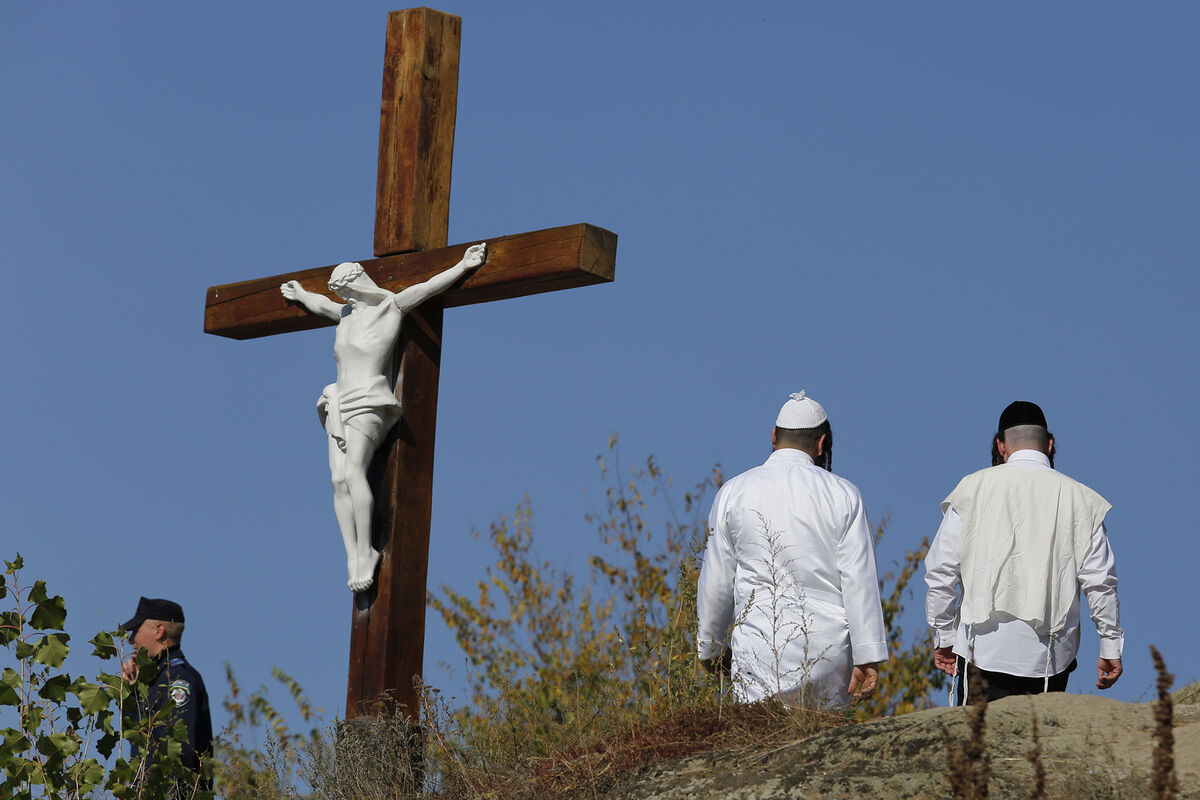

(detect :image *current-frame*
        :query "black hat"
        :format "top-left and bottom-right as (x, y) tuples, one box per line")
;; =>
(121, 596), (185, 635)
(997, 401), (1047, 432)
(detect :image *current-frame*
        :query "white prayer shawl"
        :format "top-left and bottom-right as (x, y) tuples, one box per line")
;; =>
(697, 449), (888, 706)
(943, 464), (1111, 638)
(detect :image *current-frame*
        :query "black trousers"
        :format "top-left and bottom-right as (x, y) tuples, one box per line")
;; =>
(954, 656), (1077, 705)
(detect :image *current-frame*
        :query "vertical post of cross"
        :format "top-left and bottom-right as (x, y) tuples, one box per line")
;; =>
(345, 7), (461, 719)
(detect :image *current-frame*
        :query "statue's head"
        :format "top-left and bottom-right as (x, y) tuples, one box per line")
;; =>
(328, 262), (390, 303)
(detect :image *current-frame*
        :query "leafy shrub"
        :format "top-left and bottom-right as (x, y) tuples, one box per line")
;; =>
(0, 555), (211, 799)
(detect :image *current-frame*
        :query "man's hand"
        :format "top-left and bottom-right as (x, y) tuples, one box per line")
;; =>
(847, 663), (879, 697)
(121, 656), (138, 683)
(1097, 657), (1123, 690)
(700, 649), (732, 678)
(934, 646), (958, 677)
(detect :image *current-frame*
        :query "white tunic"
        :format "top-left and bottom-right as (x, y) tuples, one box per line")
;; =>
(697, 449), (888, 705)
(925, 450), (1124, 677)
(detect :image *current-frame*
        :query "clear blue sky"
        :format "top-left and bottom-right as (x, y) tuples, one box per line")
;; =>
(3, 1), (1197, 734)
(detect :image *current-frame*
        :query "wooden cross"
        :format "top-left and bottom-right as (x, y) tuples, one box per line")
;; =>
(202, 8), (616, 719)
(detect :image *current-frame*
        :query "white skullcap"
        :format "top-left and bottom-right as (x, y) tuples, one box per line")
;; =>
(775, 391), (827, 429)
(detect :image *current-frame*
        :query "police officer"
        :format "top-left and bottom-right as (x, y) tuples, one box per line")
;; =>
(121, 597), (213, 779)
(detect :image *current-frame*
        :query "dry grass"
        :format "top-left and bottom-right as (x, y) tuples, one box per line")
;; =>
(212, 646), (1184, 800)
(247, 690), (850, 800)
(529, 699), (845, 798)
(296, 711), (425, 800)
(240, 649), (1183, 800)
(420, 695), (848, 800)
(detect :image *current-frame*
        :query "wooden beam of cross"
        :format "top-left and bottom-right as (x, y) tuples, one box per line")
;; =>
(202, 8), (616, 719)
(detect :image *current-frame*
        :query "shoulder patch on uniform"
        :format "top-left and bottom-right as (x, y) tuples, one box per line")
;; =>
(168, 679), (191, 707)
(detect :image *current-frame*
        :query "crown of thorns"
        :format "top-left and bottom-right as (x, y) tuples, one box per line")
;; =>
(328, 262), (365, 292)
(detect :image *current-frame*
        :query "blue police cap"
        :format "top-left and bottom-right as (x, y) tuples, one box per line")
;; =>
(121, 596), (185, 636)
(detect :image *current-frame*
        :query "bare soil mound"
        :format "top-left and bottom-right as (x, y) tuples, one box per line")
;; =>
(602, 688), (1200, 799)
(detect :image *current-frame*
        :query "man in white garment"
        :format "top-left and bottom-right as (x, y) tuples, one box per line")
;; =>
(697, 391), (887, 705)
(925, 401), (1124, 703)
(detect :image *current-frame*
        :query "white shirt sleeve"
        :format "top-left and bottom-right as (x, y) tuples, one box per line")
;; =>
(837, 488), (888, 665)
(696, 487), (737, 660)
(924, 507), (963, 649)
(1078, 522), (1123, 660)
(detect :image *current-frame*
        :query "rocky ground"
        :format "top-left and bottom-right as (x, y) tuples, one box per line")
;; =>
(601, 686), (1200, 799)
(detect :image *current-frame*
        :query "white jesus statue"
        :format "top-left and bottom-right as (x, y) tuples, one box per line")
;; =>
(281, 243), (487, 591)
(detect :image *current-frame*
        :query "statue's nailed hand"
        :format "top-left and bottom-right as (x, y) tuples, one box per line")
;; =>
(280, 280), (304, 301)
(462, 242), (487, 271)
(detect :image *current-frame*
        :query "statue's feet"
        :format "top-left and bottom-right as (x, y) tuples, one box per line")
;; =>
(348, 549), (381, 593)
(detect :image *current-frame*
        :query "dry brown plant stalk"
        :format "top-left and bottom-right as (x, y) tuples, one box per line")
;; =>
(964, 670), (990, 799)
(943, 724), (974, 800)
(1024, 708), (1045, 800)
(1150, 644), (1179, 800)
(944, 668), (990, 800)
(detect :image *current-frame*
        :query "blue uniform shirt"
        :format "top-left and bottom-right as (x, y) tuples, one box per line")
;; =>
(138, 646), (213, 771)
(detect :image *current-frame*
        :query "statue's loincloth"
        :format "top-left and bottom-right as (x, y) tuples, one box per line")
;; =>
(317, 376), (402, 453)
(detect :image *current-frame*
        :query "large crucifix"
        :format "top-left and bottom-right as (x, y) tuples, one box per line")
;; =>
(203, 8), (616, 719)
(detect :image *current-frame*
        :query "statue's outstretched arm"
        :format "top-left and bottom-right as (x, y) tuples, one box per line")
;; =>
(392, 243), (486, 312)
(281, 280), (344, 321)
